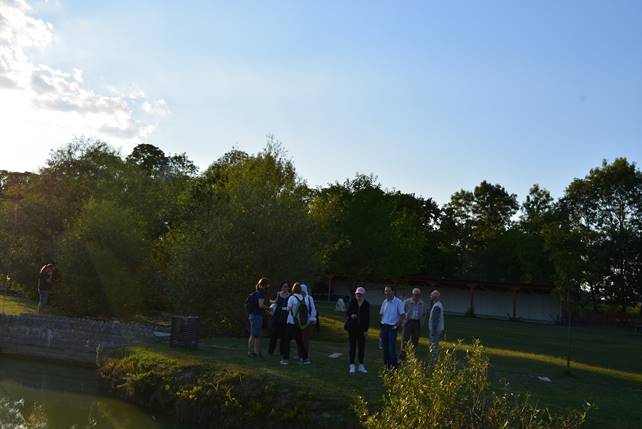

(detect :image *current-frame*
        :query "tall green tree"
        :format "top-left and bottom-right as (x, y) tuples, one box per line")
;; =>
(311, 174), (428, 281)
(161, 142), (318, 334)
(562, 158), (642, 314)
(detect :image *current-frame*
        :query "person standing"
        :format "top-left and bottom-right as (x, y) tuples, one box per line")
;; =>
(400, 288), (427, 360)
(300, 284), (317, 364)
(346, 286), (370, 374)
(428, 290), (445, 360)
(247, 277), (270, 358)
(268, 281), (290, 358)
(281, 282), (308, 365)
(379, 285), (405, 369)
(37, 264), (54, 315)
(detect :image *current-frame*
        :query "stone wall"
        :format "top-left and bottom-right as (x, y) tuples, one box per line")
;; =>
(0, 314), (169, 366)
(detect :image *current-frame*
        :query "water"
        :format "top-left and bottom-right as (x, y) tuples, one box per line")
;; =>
(0, 356), (193, 429)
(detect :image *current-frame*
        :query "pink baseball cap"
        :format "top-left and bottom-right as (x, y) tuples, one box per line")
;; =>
(355, 287), (366, 294)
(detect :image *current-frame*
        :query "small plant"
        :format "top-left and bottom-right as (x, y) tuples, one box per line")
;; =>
(357, 341), (590, 429)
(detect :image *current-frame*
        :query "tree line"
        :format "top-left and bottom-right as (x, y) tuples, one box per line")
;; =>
(1, 137), (640, 331)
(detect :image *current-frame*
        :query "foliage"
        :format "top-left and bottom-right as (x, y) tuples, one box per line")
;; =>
(357, 342), (590, 429)
(55, 198), (151, 316)
(99, 347), (357, 429)
(310, 174), (434, 280)
(160, 140), (318, 334)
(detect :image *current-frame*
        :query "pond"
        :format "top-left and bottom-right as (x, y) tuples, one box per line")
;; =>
(0, 355), (193, 429)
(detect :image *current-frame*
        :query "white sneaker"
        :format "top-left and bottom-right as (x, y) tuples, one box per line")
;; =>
(349, 364), (356, 374)
(280, 359), (289, 365)
(358, 364), (368, 374)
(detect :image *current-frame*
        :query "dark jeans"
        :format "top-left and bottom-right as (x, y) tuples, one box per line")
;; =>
(349, 331), (366, 364)
(400, 319), (421, 358)
(381, 324), (399, 369)
(284, 324), (307, 360)
(268, 320), (287, 356)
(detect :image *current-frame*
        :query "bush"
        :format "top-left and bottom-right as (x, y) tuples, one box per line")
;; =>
(55, 199), (151, 316)
(161, 145), (319, 335)
(357, 341), (590, 429)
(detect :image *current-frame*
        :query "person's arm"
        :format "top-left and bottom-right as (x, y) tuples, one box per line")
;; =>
(364, 302), (370, 331)
(309, 296), (317, 323)
(431, 306), (441, 336)
(395, 300), (406, 329)
(258, 293), (268, 310)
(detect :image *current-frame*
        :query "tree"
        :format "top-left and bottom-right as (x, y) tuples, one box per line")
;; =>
(56, 199), (150, 316)
(311, 174), (427, 281)
(161, 142), (318, 334)
(440, 181), (519, 281)
(562, 158), (642, 315)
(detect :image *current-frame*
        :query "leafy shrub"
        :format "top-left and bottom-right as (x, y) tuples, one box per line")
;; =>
(161, 144), (319, 335)
(56, 198), (151, 316)
(357, 341), (590, 429)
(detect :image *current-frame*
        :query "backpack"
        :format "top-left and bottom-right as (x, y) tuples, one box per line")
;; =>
(245, 292), (257, 314)
(293, 296), (309, 328)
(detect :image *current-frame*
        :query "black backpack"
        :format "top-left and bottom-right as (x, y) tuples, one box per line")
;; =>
(293, 296), (309, 328)
(244, 292), (257, 314)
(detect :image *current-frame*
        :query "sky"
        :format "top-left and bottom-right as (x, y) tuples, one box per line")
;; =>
(1, 0), (641, 204)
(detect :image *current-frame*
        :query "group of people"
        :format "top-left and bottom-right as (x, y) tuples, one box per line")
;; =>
(345, 285), (444, 372)
(246, 278), (317, 365)
(246, 277), (445, 373)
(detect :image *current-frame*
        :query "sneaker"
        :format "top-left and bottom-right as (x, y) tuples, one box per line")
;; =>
(349, 364), (356, 374)
(358, 364), (368, 374)
(279, 359), (289, 365)
(303, 359), (312, 365)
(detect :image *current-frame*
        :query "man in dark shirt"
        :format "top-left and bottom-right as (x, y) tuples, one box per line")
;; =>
(248, 277), (270, 358)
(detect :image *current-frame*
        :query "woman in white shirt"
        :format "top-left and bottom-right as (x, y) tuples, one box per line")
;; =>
(300, 284), (317, 364)
(281, 282), (309, 365)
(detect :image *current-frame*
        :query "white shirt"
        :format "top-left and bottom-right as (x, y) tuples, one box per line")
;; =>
(304, 294), (317, 322)
(429, 301), (445, 335)
(380, 296), (405, 326)
(287, 293), (304, 325)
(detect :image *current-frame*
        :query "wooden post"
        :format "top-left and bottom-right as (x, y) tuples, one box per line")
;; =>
(467, 284), (477, 316)
(327, 274), (334, 302)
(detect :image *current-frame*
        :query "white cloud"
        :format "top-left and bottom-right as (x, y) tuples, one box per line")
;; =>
(0, 0), (168, 171)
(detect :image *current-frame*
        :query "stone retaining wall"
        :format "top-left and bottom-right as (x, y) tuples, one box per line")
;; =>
(0, 314), (169, 366)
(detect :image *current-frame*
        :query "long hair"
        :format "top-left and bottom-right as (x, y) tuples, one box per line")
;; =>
(40, 264), (54, 274)
(291, 282), (302, 294)
(256, 277), (270, 290)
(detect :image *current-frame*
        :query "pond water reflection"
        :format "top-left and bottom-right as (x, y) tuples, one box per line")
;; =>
(0, 356), (193, 429)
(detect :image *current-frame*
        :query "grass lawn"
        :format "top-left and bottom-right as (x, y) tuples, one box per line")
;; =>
(5, 293), (640, 427)
(139, 301), (642, 429)
(0, 294), (37, 315)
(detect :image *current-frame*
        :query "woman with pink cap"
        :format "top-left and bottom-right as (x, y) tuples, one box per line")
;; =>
(345, 286), (370, 373)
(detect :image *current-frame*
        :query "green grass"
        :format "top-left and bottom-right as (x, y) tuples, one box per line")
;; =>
(0, 294), (37, 315)
(133, 302), (642, 429)
(7, 292), (637, 427)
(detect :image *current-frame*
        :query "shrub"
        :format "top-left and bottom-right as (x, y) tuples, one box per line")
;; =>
(56, 199), (151, 316)
(357, 341), (590, 429)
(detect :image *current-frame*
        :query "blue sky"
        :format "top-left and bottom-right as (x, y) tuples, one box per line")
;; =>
(2, 0), (641, 204)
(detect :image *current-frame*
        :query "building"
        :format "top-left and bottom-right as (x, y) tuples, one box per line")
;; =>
(324, 275), (560, 323)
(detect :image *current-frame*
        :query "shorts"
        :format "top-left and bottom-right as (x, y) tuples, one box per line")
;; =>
(249, 314), (263, 337)
(38, 289), (49, 305)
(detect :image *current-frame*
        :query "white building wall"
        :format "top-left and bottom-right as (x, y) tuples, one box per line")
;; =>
(440, 288), (470, 314)
(329, 280), (560, 323)
(474, 290), (515, 319)
(516, 291), (560, 322)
